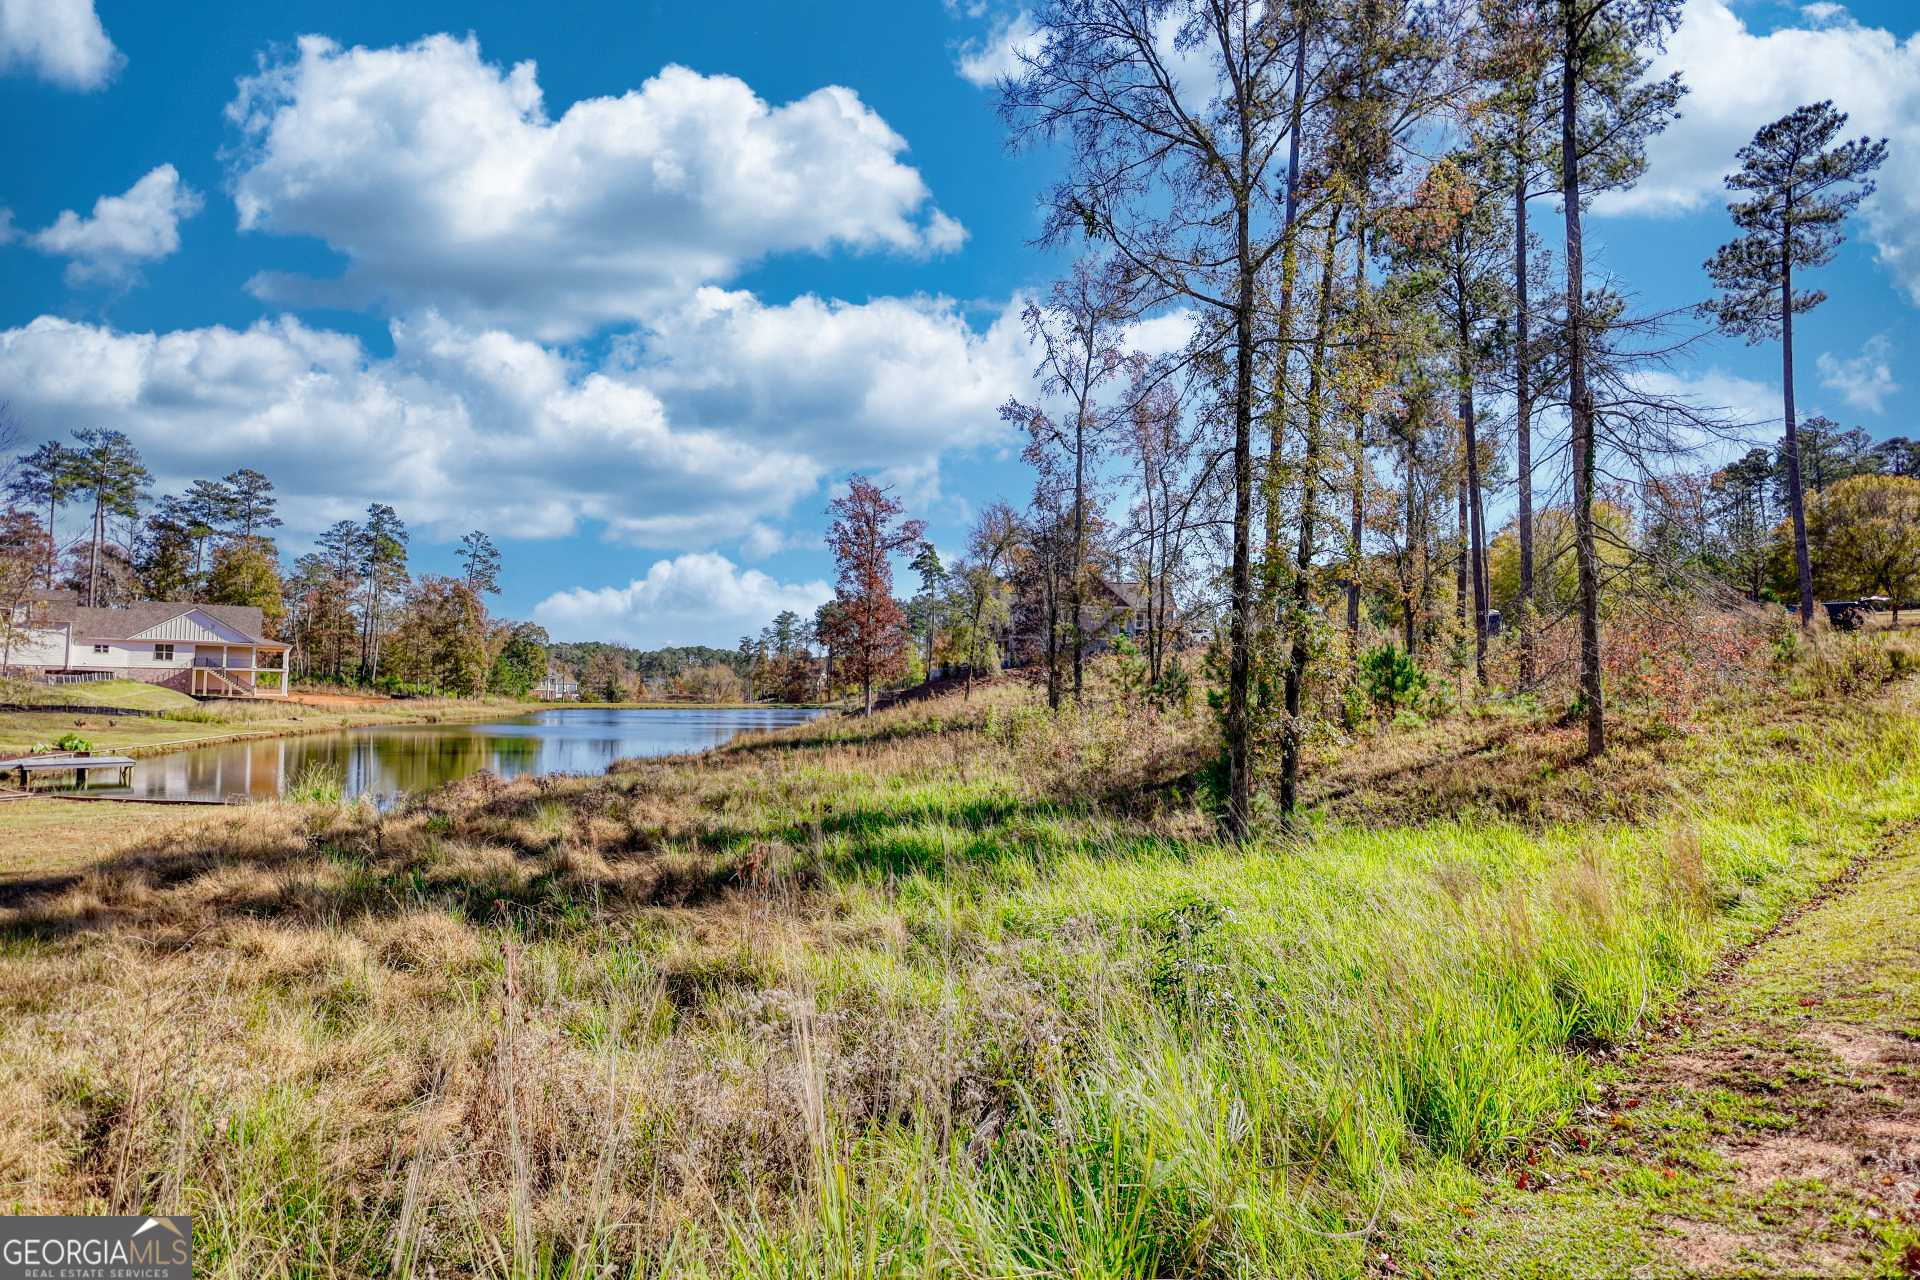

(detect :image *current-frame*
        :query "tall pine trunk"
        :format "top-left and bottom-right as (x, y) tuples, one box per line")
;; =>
(1262, 26), (1309, 616)
(1224, 177), (1257, 841)
(1071, 400), (1086, 701)
(1346, 226), (1367, 651)
(1780, 230), (1814, 626)
(1142, 457), (1163, 685)
(1281, 213), (1341, 817)
(1455, 472), (1468, 625)
(1456, 249), (1488, 682)
(87, 501), (103, 608)
(1562, 5), (1604, 756)
(1403, 429), (1419, 656)
(1514, 157), (1536, 687)
(1461, 375), (1487, 681)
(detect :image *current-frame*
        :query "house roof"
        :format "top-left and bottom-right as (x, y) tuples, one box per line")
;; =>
(1096, 578), (1173, 611)
(39, 596), (271, 643)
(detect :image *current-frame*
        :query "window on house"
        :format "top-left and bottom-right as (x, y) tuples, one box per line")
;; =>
(153, 644), (174, 661)
(93, 644), (110, 654)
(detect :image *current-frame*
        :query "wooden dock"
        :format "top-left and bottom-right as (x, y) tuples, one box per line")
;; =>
(0, 752), (139, 791)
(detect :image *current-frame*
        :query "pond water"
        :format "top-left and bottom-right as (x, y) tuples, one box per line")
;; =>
(61, 707), (828, 804)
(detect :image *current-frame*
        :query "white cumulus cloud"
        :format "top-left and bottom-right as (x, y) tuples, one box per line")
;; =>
(0, 0), (120, 90)
(1816, 334), (1899, 414)
(0, 290), (1032, 550)
(1601, 0), (1920, 303)
(630, 288), (1029, 464)
(0, 313), (818, 546)
(533, 553), (831, 647)
(30, 164), (202, 284)
(955, 10), (1041, 87)
(1634, 365), (1782, 440)
(224, 34), (966, 339)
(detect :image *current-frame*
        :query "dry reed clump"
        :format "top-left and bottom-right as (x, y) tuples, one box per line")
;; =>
(988, 693), (1211, 814)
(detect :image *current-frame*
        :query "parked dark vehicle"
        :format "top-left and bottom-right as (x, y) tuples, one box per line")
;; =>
(1823, 600), (1867, 631)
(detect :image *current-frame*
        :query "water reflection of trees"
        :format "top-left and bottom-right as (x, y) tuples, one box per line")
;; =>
(104, 709), (828, 802)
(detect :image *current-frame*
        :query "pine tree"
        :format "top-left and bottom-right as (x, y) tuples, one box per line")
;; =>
(221, 468), (282, 540)
(1702, 101), (1887, 627)
(66, 429), (151, 608)
(456, 530), (502, 596)
(5, 441), (76, 588)
(1003, 0), (1320, 837)
(908, 542), (945, 684)
(358, 504), (409, 684)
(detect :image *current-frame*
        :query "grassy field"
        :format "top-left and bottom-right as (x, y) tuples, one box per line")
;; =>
(1, 678), (205, 713)
(1394, 807), (1920, 1277)
(0, 641), (1915, 1277)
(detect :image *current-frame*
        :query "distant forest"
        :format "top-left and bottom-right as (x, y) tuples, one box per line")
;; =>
(546, 640), (746, 680)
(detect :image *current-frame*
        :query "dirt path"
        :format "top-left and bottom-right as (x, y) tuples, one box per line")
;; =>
(1400, 824), (1920, 1278)
(1637, 825), (1920, 1276)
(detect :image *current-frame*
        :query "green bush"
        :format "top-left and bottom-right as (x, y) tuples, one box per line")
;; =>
(1358, 642), (1428, 716)
(31, 732), (95, 754)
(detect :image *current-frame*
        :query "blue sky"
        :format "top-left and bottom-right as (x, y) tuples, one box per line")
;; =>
(1, 0), (1915, 645)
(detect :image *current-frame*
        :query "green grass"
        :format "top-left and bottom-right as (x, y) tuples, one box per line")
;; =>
(680, 703), (1917, 1277)
(286, 762), (347, 806)
(0, 678), (202, 713)
(0, 799), (221, 880)
(0, 675), (1915, 1277)
(1387, 820), (1920, 1278)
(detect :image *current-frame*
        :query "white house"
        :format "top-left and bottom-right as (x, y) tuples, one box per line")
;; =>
(3, 591), (289, 699)
(535, 666), (579, 700)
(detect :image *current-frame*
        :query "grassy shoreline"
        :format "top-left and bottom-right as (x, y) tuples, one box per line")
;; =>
(0, 664), (1913, 1276)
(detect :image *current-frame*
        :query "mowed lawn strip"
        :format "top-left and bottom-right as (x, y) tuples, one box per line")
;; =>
(0, 695), (540, 759)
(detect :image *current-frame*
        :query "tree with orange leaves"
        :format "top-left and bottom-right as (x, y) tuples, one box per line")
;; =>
(823, 474), (926, 716)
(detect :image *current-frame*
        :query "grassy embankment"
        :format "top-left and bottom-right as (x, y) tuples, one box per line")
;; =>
(0, 678), (538, 759)
(0, 633), (1916, 1276)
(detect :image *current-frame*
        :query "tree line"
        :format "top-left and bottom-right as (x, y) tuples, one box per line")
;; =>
(0, 425), (547, 698)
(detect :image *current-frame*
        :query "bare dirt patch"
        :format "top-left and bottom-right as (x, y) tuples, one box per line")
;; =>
(1809, 1023), (1916, 1071)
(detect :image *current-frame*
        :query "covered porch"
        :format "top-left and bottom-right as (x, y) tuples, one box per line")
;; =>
(190, 643), (291, 699)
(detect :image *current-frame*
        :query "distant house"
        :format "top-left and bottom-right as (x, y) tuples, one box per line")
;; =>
(535, 667), (579, 700)
(3, 591), (289, 698)
(1004, 575), (1180, 669)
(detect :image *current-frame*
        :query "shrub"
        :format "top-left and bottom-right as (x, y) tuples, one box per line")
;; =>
(1359, 642), (1427, 717)
(1792, 631), (1901, 699)
(286, 762), (346, 805)
(31, 732), (95, 754)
